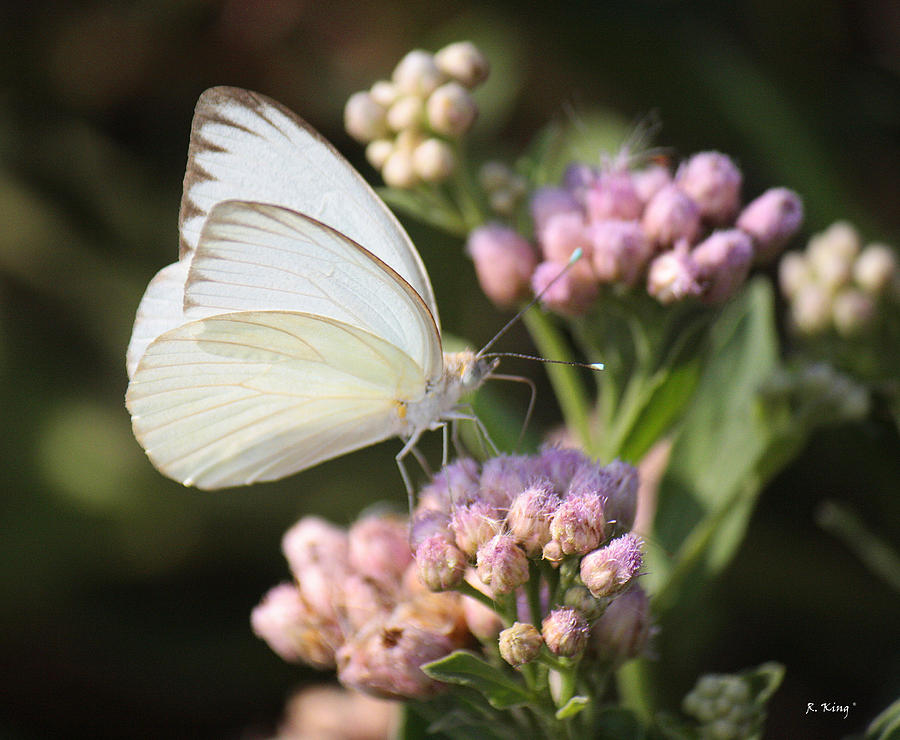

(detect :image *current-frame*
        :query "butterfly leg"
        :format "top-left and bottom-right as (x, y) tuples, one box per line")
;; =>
(396, 429), (427, 511)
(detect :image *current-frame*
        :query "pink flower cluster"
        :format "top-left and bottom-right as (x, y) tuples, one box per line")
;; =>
(252, 449), (651, 698)
(468, 151), (804, 313)
(251, 515), (470, 699)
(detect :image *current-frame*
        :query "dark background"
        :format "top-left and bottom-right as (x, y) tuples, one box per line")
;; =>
(1, 1), (898, 738)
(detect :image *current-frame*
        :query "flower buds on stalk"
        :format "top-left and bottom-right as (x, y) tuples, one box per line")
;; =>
(542, 607), (590, 657)
(499, 622), (544, 666)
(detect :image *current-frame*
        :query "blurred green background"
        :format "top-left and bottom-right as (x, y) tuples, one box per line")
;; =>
(1, 1), (898, 738)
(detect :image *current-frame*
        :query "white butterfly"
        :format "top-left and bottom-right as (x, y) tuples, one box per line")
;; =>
(125, 87), (494, 492)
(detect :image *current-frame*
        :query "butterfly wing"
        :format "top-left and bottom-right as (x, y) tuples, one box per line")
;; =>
(127, 311), (428, 489)
(179, 86), (439, 326)
(183, 200), (442, 381)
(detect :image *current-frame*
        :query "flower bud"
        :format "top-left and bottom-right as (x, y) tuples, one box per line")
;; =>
(427, 81), (478, 137)
(632, 163), (672, 205)
(530, 187), (583, 236)
(854, 243), (896, 296)
(251, 583), (340, 667)
(349, 515), (412, 583)
(369, 79), (398, 107)
(542, 539), (564, 565)
(451, 500), (502, 558)
(737, 188), (804, 262)
(506, 482), (561, 556)
(409, 508), (451, 552)
(282, 516), (349, 576)
(418, 457), (481, 512)
(532, 259), (598, 316)
(542, 607), (590, 657)
(476, 534), (530, 595)
(691, 229), (755, 304)
(381, 148), (418, 188)
(466, 223), (537, 307)
(341, 573), (397, 631)
(488, 188), (518, 216)
(647, 243), (701, 304)
(562, 162), (598, 199)
(790, 283), (832, 334)
(602, 459), (639, 534)
(539, 212), (591, 262)
(480, 160), (514, 191)
(588, 219), (653, 286)
(343, 91), (388, 143)
(585, 171), (643, 221)
(675, 151), (742, 225)
(365, 138), (394, 170)
(580, 533), (644, 598)
(435, 41), (490, 88)
(642, 184), (702, 247)
(549, 492), (605, 556)
(832, 289), (875, 337)
(386, 95), (425, 132)
(534, 446), (593, 495)
(392, 49), (445, 97)
(499, 622), (544, 666)
(416, 534), (467, 591)
(590, 585), (651, 666)
(778, 251), (811, 300)
(412, 138), (455, 182)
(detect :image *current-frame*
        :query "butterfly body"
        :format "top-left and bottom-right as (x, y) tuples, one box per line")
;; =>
(125, 88), (491, 490)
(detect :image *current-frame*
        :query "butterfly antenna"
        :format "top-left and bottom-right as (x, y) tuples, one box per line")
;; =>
(477, 248), (586, 359)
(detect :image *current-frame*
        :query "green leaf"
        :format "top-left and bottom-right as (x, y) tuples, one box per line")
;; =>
(421, 650), (533, 710)
(648, 279), (781, 611)
(556, 695), (591, 720)
(866, 698), (900, 740)
(741, 662), (785, 706)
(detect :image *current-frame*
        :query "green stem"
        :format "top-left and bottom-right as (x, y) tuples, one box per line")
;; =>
(615, 658), (655, 723)
(522, 309), (593, 448)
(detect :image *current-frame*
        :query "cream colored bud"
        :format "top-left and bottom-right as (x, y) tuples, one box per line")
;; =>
(387, 95), (425, 133)
(778, 251), (811, 300)
(489, 189), (517, 216)
(370, 79), (398, 107)
(392, 49), (445, 96)
(854, 243), (897, 296)
(832, 289), (875, 337)
(427, 82), (478, 137)
(791, 283), (832, 334)
(366, 139), (394, 170)
(479, 161), (513, 192)
(382, 148), (418, 188)
(435, 41), (490, 88)
(343, 91), (388, 143)
(412, 138), (455, 182)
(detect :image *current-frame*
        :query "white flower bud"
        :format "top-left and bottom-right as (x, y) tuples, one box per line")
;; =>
(832, 289), (875, 337)
(381, 148), (418, 188)
(392, 49), (445, 97)
(412, 138), (455, 182)
(854, 243), (896, 297)
(791, 283), (832, 334)
(343, 91), (388, 143)
(369, 79), (399, 107)
(387, 95), (425, 132)
(435, 41), (490, 88)
(365, 139), (394, 170)
(426, 81), (478, 137)
(778, 251), (811, 300)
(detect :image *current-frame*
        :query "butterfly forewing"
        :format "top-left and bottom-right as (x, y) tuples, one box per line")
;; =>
(180, 86), (439, 325)
(127, 311), (428, 489)
(184, 201), (442, 382)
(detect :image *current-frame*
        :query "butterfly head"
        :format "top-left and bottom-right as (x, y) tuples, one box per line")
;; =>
(444, 349), (498, 395)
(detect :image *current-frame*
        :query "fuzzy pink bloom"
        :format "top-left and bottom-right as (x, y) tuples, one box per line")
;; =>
(467, 224), (537, 307)
(549, 492), (606, 555)
(642, 184), (702, 248)
(601, 460), (639, 534)
(580, 533), (644, 598)
(632, 163), (672, 205)
(451, 500), (501, 558)
(416, 534), (467, 591)
(506, 483), (561, 556)
(531, 259), (598, 316)
(676, 151), (743, 225)
(691, 229), (755, 304)
(349, 515), (412, 583)
(647, 243), (702, 304)
(341, 573), (398, 631)
(476, 534), (530, 595)
(585, 171), (643, 221)
(282, 516), (350, 578)
(542, 607), (590, 657)
(539, 211), (591, 262)
(588, 219), (653, 286)
(737, 187), (804, 263)
(418, 457), (481, 512)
